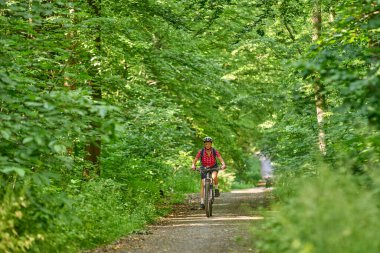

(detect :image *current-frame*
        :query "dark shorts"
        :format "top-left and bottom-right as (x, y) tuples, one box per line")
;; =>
(200, 165), (218, 180)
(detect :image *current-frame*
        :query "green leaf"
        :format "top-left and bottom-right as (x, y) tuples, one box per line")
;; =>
(99, 106), (107, 118)
(48, 141), (66, 153)
(53, 144), (66, 153)
(1, 129), (12, 140)
(23, 136), (34, 144)
(1, 167), (26, 177)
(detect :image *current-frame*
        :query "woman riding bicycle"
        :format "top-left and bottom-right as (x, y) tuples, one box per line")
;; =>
(191, 137), (226, 209)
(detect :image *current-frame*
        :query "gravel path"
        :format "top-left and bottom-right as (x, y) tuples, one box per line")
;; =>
(89, 187), (272, 253)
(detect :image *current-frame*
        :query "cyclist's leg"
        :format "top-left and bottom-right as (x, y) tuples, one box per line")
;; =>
(212, 171), (218, 184)
(200, 179), (204, 199)
(212, 171), (220, 197)
(200, 171), (207, 208)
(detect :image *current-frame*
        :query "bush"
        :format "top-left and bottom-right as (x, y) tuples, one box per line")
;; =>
(254, 167), (380, 253)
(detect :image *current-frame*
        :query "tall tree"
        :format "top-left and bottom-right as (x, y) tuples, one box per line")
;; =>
(312, 0), (326, 155)
(84, 0), (102, 176)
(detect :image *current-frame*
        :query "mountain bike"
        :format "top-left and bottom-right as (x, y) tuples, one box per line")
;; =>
(196, 166), (220, 217)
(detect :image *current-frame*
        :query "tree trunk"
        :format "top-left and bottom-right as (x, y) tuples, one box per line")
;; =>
(312, 0), (326, 155)
(329, 6), (336, 23)
(84, 0), (102, 177)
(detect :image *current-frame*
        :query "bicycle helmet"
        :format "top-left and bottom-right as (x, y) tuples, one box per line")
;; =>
(203, 136), (213, 143)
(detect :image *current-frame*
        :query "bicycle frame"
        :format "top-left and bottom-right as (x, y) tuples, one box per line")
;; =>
(197, 167), (219, 217)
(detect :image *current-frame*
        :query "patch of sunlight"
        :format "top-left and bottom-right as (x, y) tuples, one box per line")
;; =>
(157, 223), (226, 228)
(212, 203), (230, 206)
(168, 216), (263, 223)
(258, 120), (275, 129)
(230, 188), (272, 194)
(222, 74), (237, 81)
(156, 216), (264, 228)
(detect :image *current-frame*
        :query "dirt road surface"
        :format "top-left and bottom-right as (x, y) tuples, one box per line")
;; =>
(89, 187), (272, 253)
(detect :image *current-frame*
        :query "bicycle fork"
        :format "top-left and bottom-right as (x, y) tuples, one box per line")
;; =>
(203, 175), (214, 202)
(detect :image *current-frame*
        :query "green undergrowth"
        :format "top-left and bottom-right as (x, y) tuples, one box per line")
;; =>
(253, 165), (380, 253)
(231, 181), (256, 190)
(231, 156), (262, 190)
(0, 166), (199, 253)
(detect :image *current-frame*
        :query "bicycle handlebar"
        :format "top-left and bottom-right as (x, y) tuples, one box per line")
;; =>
(195, 167), (222, 172)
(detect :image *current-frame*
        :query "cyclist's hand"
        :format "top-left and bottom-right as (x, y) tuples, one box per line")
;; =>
(191, 164), (196, 170)
(221, 164), (226, 170)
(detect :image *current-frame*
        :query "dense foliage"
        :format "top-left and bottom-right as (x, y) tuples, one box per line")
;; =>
(1, 0), (379, 252)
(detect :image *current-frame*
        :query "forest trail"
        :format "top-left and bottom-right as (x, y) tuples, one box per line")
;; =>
(89, 188), (272, 253)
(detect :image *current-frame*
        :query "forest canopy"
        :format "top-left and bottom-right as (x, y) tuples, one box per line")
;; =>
(1, 0), (379, 252)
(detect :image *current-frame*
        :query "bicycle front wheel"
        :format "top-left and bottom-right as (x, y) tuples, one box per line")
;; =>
(205, 181), (211, 217)
(209, 185), (213, 216)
